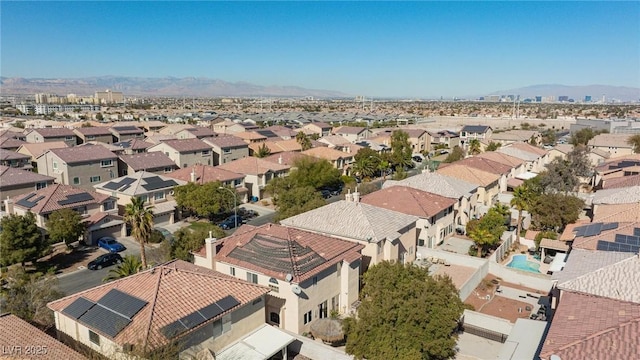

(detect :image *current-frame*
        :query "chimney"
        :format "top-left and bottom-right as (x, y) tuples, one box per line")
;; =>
(204, 231), (217, 270)
(4, 198), (14, 214)
(278, 155), (283, 164)
(190, 167), (196, 183)
(353, 186), (360, 203)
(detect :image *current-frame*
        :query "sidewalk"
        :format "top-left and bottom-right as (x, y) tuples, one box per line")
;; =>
(240, 201), (276, 216)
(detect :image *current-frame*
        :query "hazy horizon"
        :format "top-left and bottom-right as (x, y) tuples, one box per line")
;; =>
(2, 2), (639, 98)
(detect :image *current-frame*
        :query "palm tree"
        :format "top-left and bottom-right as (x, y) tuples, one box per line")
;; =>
(124, 197), (154, 269)
(255, 143), (271, 158)
(103, 255), (142, 282)
(511, 185), (531, 247)
(352, 156), (377, 179)
(378, 160), (390, 180)
(627, 134), (640, 153)
(296, 132), (312, 151)
(468, 139), (481, 155)
(469, 228), (494, 257)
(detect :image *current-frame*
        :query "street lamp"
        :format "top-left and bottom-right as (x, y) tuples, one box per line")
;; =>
(219, 186), (237, 229)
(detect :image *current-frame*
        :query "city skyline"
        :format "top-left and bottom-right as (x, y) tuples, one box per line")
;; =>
(2, 1), (639, 98)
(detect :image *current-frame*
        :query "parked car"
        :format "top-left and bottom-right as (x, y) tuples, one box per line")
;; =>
(219, 215), (244, 230)
(238, 208), (258, 219)
(412, 155), (423, 162)
(154, 227), (174, 242)
(97, 237), (126, 253)
(320, 189), (332, 199)
(88, 253), (123, 270)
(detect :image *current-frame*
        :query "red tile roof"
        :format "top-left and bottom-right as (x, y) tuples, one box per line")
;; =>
(119, 152), (176, 171)
(11, 184), (111, 214)
(45, 145), (117, 163)
(166, 164), (244, 184)
(451, 156), (513, 175)
(218, 156), (290, 175)
(539, 291), (640, 360)
(0, 149), (30, 161)
(156, 138), (211, 152)
(361, 186), (456, 218)
(47, 260), (270, 350)
(0, 313), (86, 360)
(263, 151), (312, 166)
(73, 126), (113, 136)
(571, 221), (640, 250)
(602, 174), (640, 189)
(202, 135), (248, 148)
(211, 223), (364, 283)
(0, 165), (55, 188)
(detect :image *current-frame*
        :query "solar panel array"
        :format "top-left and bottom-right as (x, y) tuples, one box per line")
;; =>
(16, 193), (45, 209)
(634, 228), (640, 237)
(58, 193), (94, 206)
(141, 176), (178, 191)
(596, 240), (640, 253)
(614, 234), (640, 246)
(601, 222), (619, 231)
(102, 177), (136, 191)
(61, 289), (148, 338)
(574, 222), (619, 238)
(160, 295), (240, 339)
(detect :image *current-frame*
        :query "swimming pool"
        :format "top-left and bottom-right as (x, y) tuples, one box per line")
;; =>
(507, 254), (541, 273)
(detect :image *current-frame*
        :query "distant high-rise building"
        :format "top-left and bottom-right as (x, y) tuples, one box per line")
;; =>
(94, 90), (124, 104)
(535, 96), (542, 103)
(584, 95), (592, 102)
(558, 96), (569, 102)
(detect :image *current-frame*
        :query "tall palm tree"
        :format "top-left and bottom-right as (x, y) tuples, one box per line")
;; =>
(469, 228), (494, 257)
(255, 143), (271, 158)
(352, 156), (377, 179)
(468, 139), (482, 155)
(124, 197), (154, 269)
(510, 185), (531, 247)
(103, 255), (142, 282)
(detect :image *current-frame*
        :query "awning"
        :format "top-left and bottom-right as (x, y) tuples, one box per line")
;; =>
(548, 253), (568, 273)
(539, 238), (570, 252)
(507, 178), (524, 188)
(215, 324), (295, 360)
(152, 200), (177, 215)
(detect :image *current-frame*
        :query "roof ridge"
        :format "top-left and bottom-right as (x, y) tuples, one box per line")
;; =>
(548, 316), (640, 355)
(286, 228), (302, 278)
(141, 265), (164, 352)
(558, 285), (640, 305)
(37, 183), (62, 214)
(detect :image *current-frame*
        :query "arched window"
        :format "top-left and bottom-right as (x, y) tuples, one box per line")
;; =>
(269, 277), (278, 284)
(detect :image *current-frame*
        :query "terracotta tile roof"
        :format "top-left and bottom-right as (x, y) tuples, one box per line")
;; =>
(572, 221), (640, 251)
(155, 138), (211, 152)
(475, 151), (525, 167)
(47, 260), (270, 350)
(202, 135), (248, 148)
(0, 313), (86, 360)
(602, 174), (640, 189)
(166, 164), (244, 184)
(45, 145), (117, 163)
(119, 152), (177, 171)
(217, 157), (290, 175)
(588, 133), (635, 148)
(496, 145), (541, 161)
(73, 126), (113, 136)
(592, 186), (640, 205)
(552, 144), (574, 154)
(306, 122), (332, 130)
(233, 132), (267, 141)
(280, 200), (418, 243)
(593, 203), (640, 223)
(383, 171), (478, 199)
(94, 171), (186, 196)
(145, 134), (177, 144)
(361, 186), (456, 218)
(302, 147), (353, 161)
(595, 154), (640, 174)
(0, 136), (27, 149)
(114, 138), (153, 150)
(28, 128), (75, 137)
(403, 128), (427, 138)
(17, 141), (69, 159)
(0, 149), (30, 161)
(11, 184), (111, 214)
(0, 165), (54, 188)
(436, 163), (500, 186)
(451, 157), (513, 175)
(332, 126), (366, 135)
(184, 127), (216, 138)
(248, 139), (302, 154)
(558, 219), (590, 241)
(212, 223), (363, 283)
(539, 291), (640, 360)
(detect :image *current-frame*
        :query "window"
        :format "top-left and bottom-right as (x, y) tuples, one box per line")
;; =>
(246, 272), (258, 284)
(223, 148), (231, 153)
(154, 192), (165, 200)
(89, 330), (100, 345)
(139, 195), (148, 203)
(103, 201), (115, 211)
(312, 276), (318, 286)
(164, 167), (172, 173)
(35, 182), (48, 190)
(65, 136), (74, 141)
(90, 175), (101, 183)
(303, 311), (312, 324)
(52, 161), (58, 170)
(202, 150), (210, 156)
(318, 300), (328, 319)
(86, 135), (96, 140)
(73, 177), (80, 185)
(100, 160), (113, 167)
(230, 267), (235, 276)
(270, 312), (280, 325)
(331, 295), (340, 311)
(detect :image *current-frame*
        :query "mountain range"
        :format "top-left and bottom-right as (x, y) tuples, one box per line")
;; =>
(1, 76), (639, 101)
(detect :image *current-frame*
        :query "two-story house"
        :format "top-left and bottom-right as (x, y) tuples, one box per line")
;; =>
(94, 171), (186, 225)
(73, 127), (114, 144)
(113, 138), (153, 155)
(452, 157), (514, 193)
(588, 133), (635, 157)
(117, 152), (178, 177)
(36, 145), (118, 191)
(202, 135), (249, 165)
(5, 183), (121, 243)
(165, 164), (248, 203)
(147, 138), (214, 168)
(404, 128), (431, 154)
(437, 163), (501, 207)
(459, 125), (492, 149)
(25, 128), (77, 147)
(302, 122), (332, 137)
(17, 141), (69, 170)
(489, 129), (541, 146)
(193, 223), (363, 334)
(496, 142), (549, 173)
(280, 196), (418, 270)
(248, 139), (302, 156)
(46, 260), (294, 360)
(301, 147), (354, 175)
(0, 165), (55, 208)
(175, 126), (217, 139)
(361, 186), (457, 249)
(332, 126), (371, 143)
(0, 149), (32, 170)
(383, 171), (480, 228)
(428, 130), (461, 150)
(108, 125), (144, 143)
(218, 157), (290, 200)
(0, 133), (27, 151)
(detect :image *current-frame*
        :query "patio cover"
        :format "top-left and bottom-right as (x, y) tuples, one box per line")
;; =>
(539, 238), (570, 252)
(548, 252), (568, 273)
(215, 324), (295, 360)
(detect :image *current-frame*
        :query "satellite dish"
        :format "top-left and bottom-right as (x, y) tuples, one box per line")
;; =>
(285, 273), (293, 282)
(292, 285), (302, 295)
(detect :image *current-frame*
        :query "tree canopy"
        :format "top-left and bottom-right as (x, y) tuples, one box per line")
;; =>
(295, 131), (312, 151)
(255, 143), (271, 158)
(627, 134), (640, 153)
(538, 146), (592, 193)
(344, 261), (464, 360)
(103, 255), (140, 282)
(352, 148), (382, 179)
(465, 205), (507, 257)
(174, 181), (235, 219)
(46, 209), (85, 247)
(485, 141), (501, 152)
(443, 146), (464, 163)
(468, 139), (482, 155)
(531, 193), (584, 231)
(0, 212), (46, 267)
(390, 130), (413, 169)
(171, 224), (226, 261)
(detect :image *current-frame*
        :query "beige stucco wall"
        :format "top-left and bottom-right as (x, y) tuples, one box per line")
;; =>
(210, 145), (249, 166)
(148, 143), (215, 168)
(37, 152), (117, 191)
(54, 312), (124, 359)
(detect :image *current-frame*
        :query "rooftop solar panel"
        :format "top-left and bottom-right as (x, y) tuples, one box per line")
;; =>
(62, 297), (95, 320)
(634, 228), (640, 237)
(216, 295), (240, 312)
(16, 194), (45, 209)
(601, 222), (619, 231)
(78, 305), (131, 338)
(614, 234), (640, 246)
(141, 179), (178, 191)
(58, 193), (94, 206)
(199, 303), (224, 321)
(97, 289), (148, 319)
(161, 320), (188, 338)
(102, 177), (136, 191)
(144, 176), (162, 184)
(596, 240), (640, 253)
(574, 225), (587, 237)
(179, 311), (207, 330)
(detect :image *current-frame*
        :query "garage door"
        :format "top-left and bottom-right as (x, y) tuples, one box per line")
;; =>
(90, 224), (122, 245)
(153, 213), (172, 226)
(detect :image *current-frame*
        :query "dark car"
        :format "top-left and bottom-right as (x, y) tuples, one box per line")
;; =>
(320, 189), (331, 199)
(219, 215), (244, 230)
(412, 156), (423, 162)
(155, 227), (174, 242)
(97, 237), (126, 253)
(88, 253), (123, 270)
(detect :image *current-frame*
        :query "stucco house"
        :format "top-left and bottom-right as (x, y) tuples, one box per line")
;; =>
(202, 135), (249, 166)
(332, 126), (371, 142)
(36, 145), (118, 191)
(193, 223), (363, 334)
(25, 128), (77, 147)
(118, 152), (178, 177)
(0, 165), (55, 207)
(217, 157), (290, 200)
(73, 127), (114, 145)
(165, 164), (249, 203)
(302, 122), (332, 137)
(437, 163), (501, 206)
(147, 139), (215, 168)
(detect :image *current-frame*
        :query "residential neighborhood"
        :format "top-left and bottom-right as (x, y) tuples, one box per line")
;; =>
(1, 102), (640, 360)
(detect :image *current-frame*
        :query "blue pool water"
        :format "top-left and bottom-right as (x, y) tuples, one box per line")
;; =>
(507, 254), (541, 273)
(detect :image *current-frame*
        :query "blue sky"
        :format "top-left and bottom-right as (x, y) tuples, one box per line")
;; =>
(2, 1), (639, 97)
